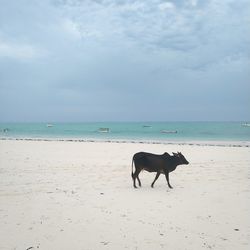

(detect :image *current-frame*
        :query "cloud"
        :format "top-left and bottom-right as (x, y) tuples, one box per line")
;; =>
(188, 0), (198, 7)
(61, 19), (82, 39)
(0, 40), (47, 60)
(158, 1), (175, 11)
(0, 0), (249, 121)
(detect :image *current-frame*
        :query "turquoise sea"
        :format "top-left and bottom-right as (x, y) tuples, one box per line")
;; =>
(0, 122), (250, 142)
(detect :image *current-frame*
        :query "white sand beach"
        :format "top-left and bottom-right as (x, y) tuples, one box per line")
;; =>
(0, 139), (249, 250)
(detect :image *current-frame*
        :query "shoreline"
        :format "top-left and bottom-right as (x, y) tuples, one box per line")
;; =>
(1, 137), (250, 147)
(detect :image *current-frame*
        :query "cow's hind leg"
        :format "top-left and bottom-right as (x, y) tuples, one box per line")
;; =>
(131, 172), (137, 188)
(132, 168), (142, 188)
(137, 175), (141, 187)
(151, 172), (160, 188)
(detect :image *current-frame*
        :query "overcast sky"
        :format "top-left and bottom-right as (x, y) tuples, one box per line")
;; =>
(0, 0), (249, 122)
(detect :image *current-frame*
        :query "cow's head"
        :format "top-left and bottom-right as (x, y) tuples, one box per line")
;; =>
(173, 152), (189, 165)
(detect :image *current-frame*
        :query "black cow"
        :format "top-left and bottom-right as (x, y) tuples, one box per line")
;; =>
(131, 151), (189, 189)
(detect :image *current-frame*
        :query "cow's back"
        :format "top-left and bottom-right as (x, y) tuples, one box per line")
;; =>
(133, 152), (165, 172)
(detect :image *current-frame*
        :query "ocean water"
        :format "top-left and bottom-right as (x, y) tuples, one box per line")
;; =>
(0, 122), (250, 142)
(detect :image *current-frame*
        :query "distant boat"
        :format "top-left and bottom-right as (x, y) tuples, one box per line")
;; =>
(143, 125), (152, 128)
(242, 123), (250, 127)
(3, 128), (9, 133)
(98, 128), (110, 133)
(160, 130), (177, 134)
(46, 124), (53, 128)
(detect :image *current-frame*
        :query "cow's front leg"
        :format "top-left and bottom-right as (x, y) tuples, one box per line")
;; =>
(164, 170), (173, 189)
(151, 172), (160, 188)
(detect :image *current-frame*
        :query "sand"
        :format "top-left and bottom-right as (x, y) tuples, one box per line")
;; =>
(0, 139), (249, 250)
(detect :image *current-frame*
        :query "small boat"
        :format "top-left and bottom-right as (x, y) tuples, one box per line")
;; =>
(160, 130), (177, 134)
(242, 123), (250, 127)
(98, 128), (110, 133)
(46, 124), (53, 128)
(143, 125), (152, 128)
